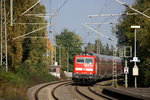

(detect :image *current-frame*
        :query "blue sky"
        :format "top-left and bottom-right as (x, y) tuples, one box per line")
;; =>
(41, 0), (134, 46)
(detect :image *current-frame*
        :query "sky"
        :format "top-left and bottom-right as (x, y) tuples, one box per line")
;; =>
(41, 0), (134, 46)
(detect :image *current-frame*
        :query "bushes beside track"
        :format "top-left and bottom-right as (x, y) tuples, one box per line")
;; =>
(0, 67), (60, 100)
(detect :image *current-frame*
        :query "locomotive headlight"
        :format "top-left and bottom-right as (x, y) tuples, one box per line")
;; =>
(89, 75), (93, 79)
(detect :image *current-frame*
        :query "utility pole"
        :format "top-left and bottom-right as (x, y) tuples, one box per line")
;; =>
(1, 0), (8, 71)
(10, 0), (13, 26)
(67, 49), (69, 72)
(50, 13), (57, 65)
(48, 0), (58, 66)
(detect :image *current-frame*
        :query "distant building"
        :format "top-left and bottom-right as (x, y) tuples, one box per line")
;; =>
(49, 65), (61, 78)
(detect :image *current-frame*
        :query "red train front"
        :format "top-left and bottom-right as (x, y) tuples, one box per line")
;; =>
(72, 55), (97, 84)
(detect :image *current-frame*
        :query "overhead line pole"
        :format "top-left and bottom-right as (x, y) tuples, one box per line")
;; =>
(10, 0), (13, 26)
(1, 0), (8, 71)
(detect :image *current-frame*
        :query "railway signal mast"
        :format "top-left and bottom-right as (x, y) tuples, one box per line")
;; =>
(119, 46), (132, 88)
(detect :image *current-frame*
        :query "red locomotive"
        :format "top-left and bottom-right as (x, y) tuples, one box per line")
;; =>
(72, 53), (123, 84)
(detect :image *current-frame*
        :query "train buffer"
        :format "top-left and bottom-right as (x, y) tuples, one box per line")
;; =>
(102, 87), (150, 100)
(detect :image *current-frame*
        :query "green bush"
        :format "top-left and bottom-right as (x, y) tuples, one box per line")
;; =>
(0, 71), (26, 86)
(0, 65), (59, 100)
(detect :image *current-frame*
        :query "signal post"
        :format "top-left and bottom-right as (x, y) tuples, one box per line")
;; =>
(130, 26), (140, 88)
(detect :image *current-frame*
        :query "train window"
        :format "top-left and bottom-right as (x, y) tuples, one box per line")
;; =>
(77, 58), (84, 63)
(76, 57), (93, 64)
(85, 58), (93, 64)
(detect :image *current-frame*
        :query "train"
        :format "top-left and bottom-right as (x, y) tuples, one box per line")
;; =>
(72, 53), (123, 84)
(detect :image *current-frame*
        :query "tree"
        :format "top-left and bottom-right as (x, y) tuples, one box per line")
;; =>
(85, 42), (95, 54)
(1, 0), (48, 72)
(94, 39), (102, 54)
(56, 29), (82, 71)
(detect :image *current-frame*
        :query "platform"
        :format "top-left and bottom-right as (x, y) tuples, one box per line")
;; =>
(102, 87), (150, 100)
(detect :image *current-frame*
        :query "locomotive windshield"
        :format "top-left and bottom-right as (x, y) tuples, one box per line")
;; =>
(76, 57), (93, 64)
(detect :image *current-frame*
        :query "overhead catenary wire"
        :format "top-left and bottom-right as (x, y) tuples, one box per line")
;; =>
(82, 24), (113, 41)
(114, 0), (150, 19)
(12, 0), (42, 23)
(55, 0), (69, 14)
(20, 0), (41, 16)
(13, 24), (50, 40)
(14, 23), (48, 25)
(88, 13), (139, 17)
(25, 14), (58, 18)
(85, 0), (115, 41)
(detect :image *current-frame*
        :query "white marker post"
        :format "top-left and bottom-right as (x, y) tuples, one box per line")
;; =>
(130, 26), (140, 88)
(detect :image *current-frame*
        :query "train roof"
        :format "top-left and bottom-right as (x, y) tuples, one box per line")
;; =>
(75, 53), (122, 61)
(75, 55), (95, 58)
(93, 53), (121, 61)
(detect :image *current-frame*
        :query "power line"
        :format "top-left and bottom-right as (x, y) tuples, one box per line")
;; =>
(55, 0), (69, 14)
(14, 23), (48, 25)
(13, 24), (50, 40)
(82, 24), (113, 41)
(12, 0), (42, 24)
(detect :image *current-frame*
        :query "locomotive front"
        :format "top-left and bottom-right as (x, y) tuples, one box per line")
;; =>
(72, 55), (97, 84)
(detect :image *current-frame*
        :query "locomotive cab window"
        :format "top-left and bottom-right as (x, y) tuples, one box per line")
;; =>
(76, 57), (93, 64)
(85, 58), (93, 64)
(77, 58), (84, 63)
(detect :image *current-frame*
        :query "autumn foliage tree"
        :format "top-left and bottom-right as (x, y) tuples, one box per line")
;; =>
(1, 0), (49, 72)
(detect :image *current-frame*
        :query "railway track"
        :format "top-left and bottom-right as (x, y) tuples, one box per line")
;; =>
(75, 85), (112, 100)
(88, 86), (117, 100)
(34, 80), (71, 100)
(28, 79), (117, 100)
(51, 81), (73, 100)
